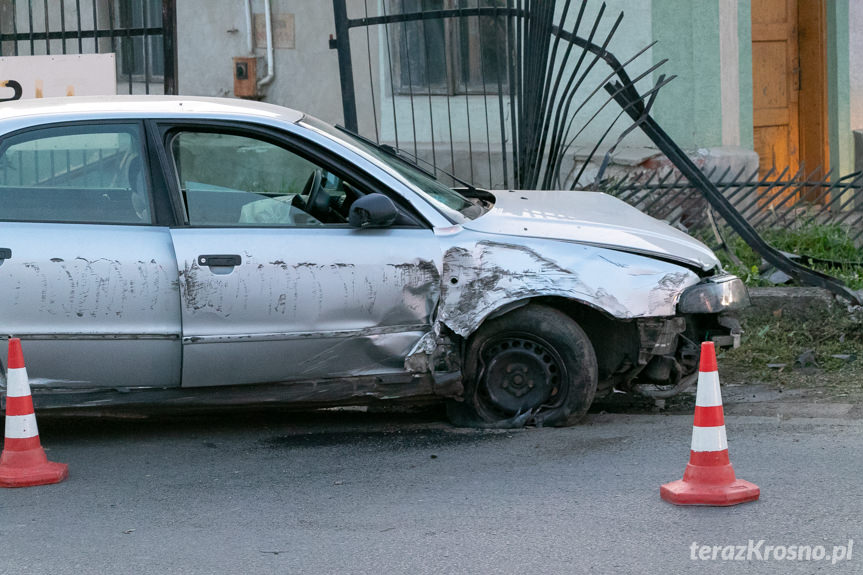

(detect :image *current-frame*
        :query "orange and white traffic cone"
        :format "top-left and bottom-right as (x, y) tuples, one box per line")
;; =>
(660, 341), (759, 506)
(0, 338), (68, 488)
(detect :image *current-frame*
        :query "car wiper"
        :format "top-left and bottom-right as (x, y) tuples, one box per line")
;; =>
(335, 125), (476, 192)
(384, 145), (479, 193)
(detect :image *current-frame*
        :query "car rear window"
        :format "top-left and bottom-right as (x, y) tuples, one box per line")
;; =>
(0, 123), (151, 224)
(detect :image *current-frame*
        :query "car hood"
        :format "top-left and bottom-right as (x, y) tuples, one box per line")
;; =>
(461, 190), (720, 271)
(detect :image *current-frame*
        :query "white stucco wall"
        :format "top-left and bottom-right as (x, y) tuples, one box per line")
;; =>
(177, 0), (347, 124)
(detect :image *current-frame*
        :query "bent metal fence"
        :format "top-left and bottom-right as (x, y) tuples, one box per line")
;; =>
(604, 167), (863, 249)
(0, 0), (176, 95)
(332, 0), (675, 191)
(331, 0), (862, 305)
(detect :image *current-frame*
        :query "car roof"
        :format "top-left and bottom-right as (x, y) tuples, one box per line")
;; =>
(0, 95), (304, 127)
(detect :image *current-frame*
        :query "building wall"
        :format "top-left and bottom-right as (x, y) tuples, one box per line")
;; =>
(649, 0), (757, 179)
(827, 0), (852, 176)
(175, 0), (863, 182)
(733, 0), (754, 150)
(651, 0), (723, 149)
(851, 0), (863, 172)
(849, 0), (863, 131)
(174, 0), (656, 147)
(177, 0), (346, 123)
(649, 0), (752, 148)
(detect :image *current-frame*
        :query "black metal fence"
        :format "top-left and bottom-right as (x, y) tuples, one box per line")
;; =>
(604, 167), (863, 249)
(0, 0), (176, 95)
(332, 0), (669, 191)
(332, 0), (862, 303)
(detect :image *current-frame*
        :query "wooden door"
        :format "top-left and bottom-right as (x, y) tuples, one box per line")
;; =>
(751, 0), (799, 178)
(797, 0), (829, 182)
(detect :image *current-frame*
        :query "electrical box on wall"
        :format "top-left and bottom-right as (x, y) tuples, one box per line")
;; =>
(233, 57), (257, 98)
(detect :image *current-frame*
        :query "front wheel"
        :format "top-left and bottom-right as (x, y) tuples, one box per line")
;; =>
(448, 304), (598, 428)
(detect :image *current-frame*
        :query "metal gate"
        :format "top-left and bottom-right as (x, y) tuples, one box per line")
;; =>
(331, 0), (861, 304)
(331, 0), (662, 192)
(0, 0), (176, 95)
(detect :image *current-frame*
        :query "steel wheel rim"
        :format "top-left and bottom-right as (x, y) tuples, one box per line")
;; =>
(476, 332), (567, 418)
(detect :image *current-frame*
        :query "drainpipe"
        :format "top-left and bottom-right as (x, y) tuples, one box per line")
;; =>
(244, 0), (254, 55)
(257, 0), (275, 92)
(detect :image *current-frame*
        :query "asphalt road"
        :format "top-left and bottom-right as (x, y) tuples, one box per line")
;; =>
(0, 401), (860, 575)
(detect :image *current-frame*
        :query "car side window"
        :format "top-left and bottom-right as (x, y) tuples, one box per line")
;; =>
(0, 124), (151, 224)
(170, 131), (357, 227)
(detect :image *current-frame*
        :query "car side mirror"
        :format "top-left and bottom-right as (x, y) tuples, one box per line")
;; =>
(349, 193), (399, 228)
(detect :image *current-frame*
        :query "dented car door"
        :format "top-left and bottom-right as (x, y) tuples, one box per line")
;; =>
(161, 126), (442, 387)
(0, 122), (182, 389)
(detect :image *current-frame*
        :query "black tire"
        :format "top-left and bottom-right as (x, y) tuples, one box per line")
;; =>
(447, 304), (598, 428)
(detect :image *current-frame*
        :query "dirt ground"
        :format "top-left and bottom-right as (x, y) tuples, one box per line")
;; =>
(595, 287), (863, 420)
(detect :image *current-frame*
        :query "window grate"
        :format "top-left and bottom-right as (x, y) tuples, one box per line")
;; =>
(0, 0), (176, 95)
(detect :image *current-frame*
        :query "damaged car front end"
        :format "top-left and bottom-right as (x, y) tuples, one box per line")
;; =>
(414, 187), (749, 426)
(630, 274), (748, 400)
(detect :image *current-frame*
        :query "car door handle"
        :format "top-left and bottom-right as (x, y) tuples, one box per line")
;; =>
(0, 248), (10, 260)
(198, 254), (241, 267)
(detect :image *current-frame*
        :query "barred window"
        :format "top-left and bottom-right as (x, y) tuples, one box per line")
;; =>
(390, 0), (511, 95)
(118, 0), (164, 82)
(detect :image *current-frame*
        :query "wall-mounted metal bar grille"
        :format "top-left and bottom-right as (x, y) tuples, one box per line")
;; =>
(0, 0), (176, 95)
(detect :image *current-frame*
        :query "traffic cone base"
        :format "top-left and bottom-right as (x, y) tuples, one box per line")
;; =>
(0, 338), (68, 488)
(660, 342), (759, 506)
(0, 450), (68, 488)
(661, 466), (760, 506)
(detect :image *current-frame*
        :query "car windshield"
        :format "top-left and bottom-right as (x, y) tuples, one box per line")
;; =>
(300, 116), (480, 220)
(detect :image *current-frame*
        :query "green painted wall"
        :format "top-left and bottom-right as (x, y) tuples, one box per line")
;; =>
(827, 0), (852, 176)
(737, 0), (753, 149)
(651, 0), (723, 149)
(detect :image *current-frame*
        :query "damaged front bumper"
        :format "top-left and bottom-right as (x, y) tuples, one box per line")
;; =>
(628, 274), (749, 399)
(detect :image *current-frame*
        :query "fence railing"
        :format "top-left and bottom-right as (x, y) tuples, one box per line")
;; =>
(604, 167), (863, 249)
(331, 0), (862, 303)
(332, 0), (672, 191)
(0, 0), (176, 95)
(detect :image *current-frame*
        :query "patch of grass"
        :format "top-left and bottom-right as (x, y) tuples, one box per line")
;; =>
(701, 224), (863, 290)
(720, 305), (863, 391)
(689, 224), (863, 396)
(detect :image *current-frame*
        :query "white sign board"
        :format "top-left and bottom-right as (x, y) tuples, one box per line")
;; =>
(0, 54), (116, 101)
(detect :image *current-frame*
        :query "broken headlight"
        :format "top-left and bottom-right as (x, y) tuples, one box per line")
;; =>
(677, 275), (750, 314)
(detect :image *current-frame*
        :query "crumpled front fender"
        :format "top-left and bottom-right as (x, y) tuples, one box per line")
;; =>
(435, 234), (703, 337)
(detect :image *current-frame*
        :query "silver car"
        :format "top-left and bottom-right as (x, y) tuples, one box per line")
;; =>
(0, 96), (747, 427)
